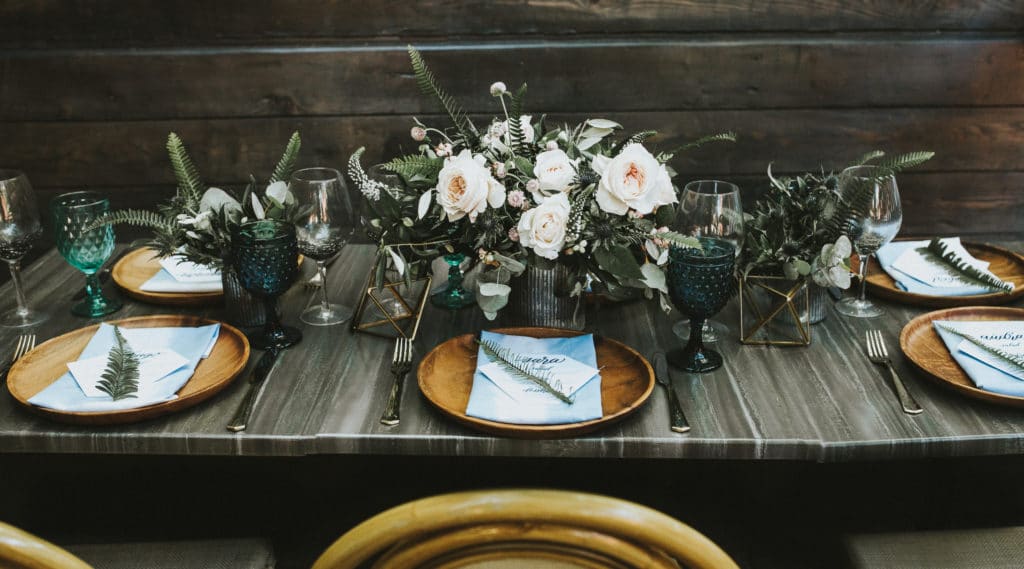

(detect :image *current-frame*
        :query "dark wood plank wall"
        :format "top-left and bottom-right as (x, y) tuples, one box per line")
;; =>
(1, 0), (1022, 239)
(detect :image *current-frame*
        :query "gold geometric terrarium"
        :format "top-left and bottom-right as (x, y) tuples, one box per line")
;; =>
(351, 252), (432, 340)
(739, 274), (812, 346)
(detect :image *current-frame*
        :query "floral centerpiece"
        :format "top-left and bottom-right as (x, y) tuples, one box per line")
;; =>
(95, 131), (303, 269)
(349, 46), (734, 321)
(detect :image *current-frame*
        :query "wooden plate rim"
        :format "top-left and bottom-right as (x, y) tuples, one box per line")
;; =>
(899, 306), (1024, 408)
(6, 314), (250, 424)
(417, 326), (655, 438)
(867, 242), (1024, 308)
(111, 248), (223, 306)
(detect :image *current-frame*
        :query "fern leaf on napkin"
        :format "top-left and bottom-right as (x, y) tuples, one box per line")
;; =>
(96, 327), (140, 401)
(476, 338), (574, 404)
(937, 323), (1024, 370)
(925, 239), (1013, 293)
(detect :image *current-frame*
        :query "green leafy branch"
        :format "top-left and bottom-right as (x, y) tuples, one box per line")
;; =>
(660, 132), (737, 161)
(925, 238), (1013, 293)
(507, 83), (530, 157)
(937, 323), (1024, 369)
(97, 327), (140, 401)
(382, 154), (445, 185)
(408, 45), (476, 144)
(476, 338), (573, 404)
(269, 131), (302, 184)
(167, 132), (204, 208)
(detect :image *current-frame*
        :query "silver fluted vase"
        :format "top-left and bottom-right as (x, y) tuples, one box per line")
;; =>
(221, 263), (267, 328)
(508, 263), (585, 331)
(805, 283), (830, 325)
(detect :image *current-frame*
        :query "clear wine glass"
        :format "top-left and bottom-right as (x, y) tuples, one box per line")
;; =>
(291, 167), (354, 326)
(835, 165), (902, 318)
(0, 170), (48, 327)
(51, 191), (122, 318)
(672, 180), (744, 343)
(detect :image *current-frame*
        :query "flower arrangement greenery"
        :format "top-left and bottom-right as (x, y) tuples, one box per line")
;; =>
(349, 46), (735, 318)
(92, 132), (303, 269)
(739, 150), (934, 288)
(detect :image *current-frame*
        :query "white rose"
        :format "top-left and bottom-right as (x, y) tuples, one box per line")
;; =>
(265, 181), (292, 205)
(517, 192), (570, 260)
(531, 149), (578, 200)
(592, 144), (677, 215)
(435, 150), (505, 222)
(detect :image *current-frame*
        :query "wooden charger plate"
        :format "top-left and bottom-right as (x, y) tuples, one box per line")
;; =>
(112, 248), (223, 306)
(866, 242), (1024, 308)
(900, 306), (1024, 408)
(417, 327), (655, 439)
(7, 314), (250, 425)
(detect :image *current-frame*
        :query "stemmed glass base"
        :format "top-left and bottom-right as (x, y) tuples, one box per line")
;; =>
(835, 297), (884, 318)
(251, 323), (302, 351)
(431, 253), (475, 310)
(71, 290), (121, 318)
(0, 307), (48, 328)
(672, 318), (729, 343)
(669, 318), (724, 373)
(301, 303), (352, 326)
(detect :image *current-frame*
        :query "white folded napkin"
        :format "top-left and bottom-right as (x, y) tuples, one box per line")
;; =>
(933, 320), (1024, 396)
(28, 323), (221, 412)
(877, 238), (1009, 296)
(139, 256), (223, 293)
(465, 330), (603, 425)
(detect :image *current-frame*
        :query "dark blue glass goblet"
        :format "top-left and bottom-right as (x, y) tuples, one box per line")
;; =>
(233, 220), (302, 350)
(666, 237), (736, 372)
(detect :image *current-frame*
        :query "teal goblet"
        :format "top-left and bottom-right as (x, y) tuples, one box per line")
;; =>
(233, 220), (302, 350)
(51, 191), (122, 318)
(666, 237), (736, 372)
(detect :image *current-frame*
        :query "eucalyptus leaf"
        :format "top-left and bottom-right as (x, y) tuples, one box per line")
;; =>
(593, 245), (645, 281)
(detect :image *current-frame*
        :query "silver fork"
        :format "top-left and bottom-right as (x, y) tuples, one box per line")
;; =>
(865, 330), (923, 415)
(380, 337), (413, 426)
(0, 334), (36, 381)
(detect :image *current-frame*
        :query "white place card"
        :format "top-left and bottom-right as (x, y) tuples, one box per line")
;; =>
(946, 321), (1024, 382)
(67, 349), (190, 399)
(158, 256), (221, 283)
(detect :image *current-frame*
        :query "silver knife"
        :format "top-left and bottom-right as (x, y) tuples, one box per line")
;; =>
(652, 351), (691, 434)
(227, 347), (281, 432)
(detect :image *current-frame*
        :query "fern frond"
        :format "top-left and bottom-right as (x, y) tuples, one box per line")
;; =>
(476, 338), (573, 404)
(507, 83), (530, 157)
(612, 130), (658, 154)
(661, 131), (736, 160)
(382, 154), (444, 183)
(166, 132), (205, 208)
(269, 131), (302, 184)
(96, 326), (140, 401)
(408, 45), (476, 143)
(659, 231), (704, 251)
(876, 151), (934, 173)
(84, 209), (176, 234)
(851, 150), (885, 166)
(937, 323), (1024, 369)
(926, 238), (1013, 293)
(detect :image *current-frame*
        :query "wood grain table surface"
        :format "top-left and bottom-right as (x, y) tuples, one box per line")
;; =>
(2, 242), (1024, 462)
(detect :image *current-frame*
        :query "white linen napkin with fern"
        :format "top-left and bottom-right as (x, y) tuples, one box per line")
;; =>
(28, 323), (220, 412)
(933, 321), (1024, 396)
(465, 330), (603, 425)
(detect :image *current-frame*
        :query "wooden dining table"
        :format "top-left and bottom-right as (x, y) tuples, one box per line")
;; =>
(3, 241), (1024, 568)
(1, 241), (1023, 463)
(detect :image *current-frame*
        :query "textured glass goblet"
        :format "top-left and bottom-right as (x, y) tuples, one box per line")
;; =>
(51, 191), (122, 318)
(666, 237), (736, 373)
(233, 220), (302, 349)
(672, 180), (743, 343)
(291, 167), (354, 326)
(431, 252), (475, 310)
(0, 170), (49, 327)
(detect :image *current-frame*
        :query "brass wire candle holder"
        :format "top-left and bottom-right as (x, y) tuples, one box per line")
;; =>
(739, 275), (812, 346)
(351, 243), (442, 340)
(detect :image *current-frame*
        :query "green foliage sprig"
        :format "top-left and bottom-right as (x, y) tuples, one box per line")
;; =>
(269, 132), (302, 184)
(408, 45), (476, 144)
(937, 323), (1024, 369)
(97, 327), (140, 401)
(167, 133), (204, 207)
(476, 338), (574, 404)
(925, 239), (1013, 293)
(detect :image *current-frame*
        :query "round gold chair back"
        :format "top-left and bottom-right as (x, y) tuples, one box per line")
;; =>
(312, 489), (739, 569)
(0, 521), (92, 569)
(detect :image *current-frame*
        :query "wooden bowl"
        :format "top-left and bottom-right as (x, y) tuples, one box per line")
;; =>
(417, 327), (655, 438)
(900, 306), (1024, 408)
(7, 314), (250, 424)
